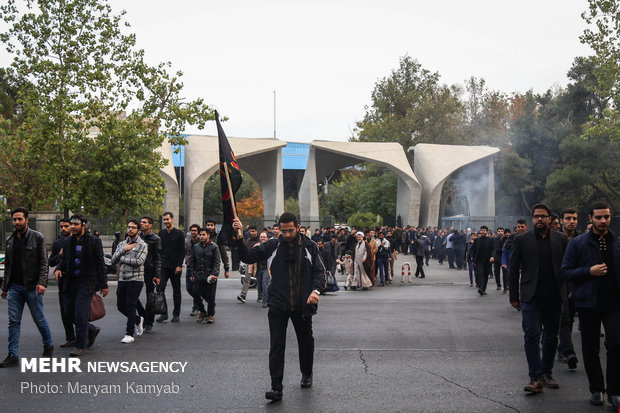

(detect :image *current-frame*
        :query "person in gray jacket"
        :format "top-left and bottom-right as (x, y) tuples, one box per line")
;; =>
(188, 228), (220, 323)
(111, 219), (148, 343)
(0, 207), (53, 367)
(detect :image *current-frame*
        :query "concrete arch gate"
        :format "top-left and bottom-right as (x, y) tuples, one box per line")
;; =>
(158, 137), (499, 229)
(298, 141), (422, 228)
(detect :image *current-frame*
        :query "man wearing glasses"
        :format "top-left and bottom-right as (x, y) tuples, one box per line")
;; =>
(509, 203), (568, 394)
(111, 219), (148, 344)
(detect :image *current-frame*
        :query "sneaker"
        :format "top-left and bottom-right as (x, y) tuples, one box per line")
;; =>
(70, 348), (87, 357)
(590, 392), (604, 406)
(190, 309), (199, 317)
(120, 335), (135, 344)
(87, 327), (101, 348)
(42, 345), (54, 357)
(237, 295), (246, 303)
(0, 355), (19, 367)
(206, 315), (214, 324)
(171, 316), (179, 322)
(524, 378), (543, 393)
(196, 313), (206, 323)
(541, 374), (559, 389)
(135, 316), (144, 336)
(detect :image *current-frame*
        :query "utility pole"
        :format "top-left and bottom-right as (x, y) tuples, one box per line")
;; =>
(273, 90), (276, 139)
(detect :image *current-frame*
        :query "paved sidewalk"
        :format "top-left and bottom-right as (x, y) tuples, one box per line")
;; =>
(0, 255), (610, 412)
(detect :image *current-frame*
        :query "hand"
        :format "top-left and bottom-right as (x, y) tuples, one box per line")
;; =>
(123, 243), (134, 251)
(208, 275), (217, 283)
(36, 284), (46, 295)
(1, 291), (6, 299)
(224, 271), (229, 279)
(590, 263), (608, 276)
(511, 301), (520, 309)
(59, 248), (63, 257)
(232, 218), (244, 237)
(501, 265), (507, 270)
(54, 270), (62, 282)
(175, 266), (182, 274)
(154, 277), (160, 285)
(101, 288), (109, 297)
(190, 276), (195, 282)
(306, 291), (319, 305)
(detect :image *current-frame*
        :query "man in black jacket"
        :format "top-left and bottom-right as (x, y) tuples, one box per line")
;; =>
(189, 228), (221, 323)
(471, 226), (496, 296)
(48, 218), (75, 348)
(157, 211), (185, 322)
(138, 216), (161, 334)
(54, 214), (109, 357)
(0, 208), (53, 367)
(509, 203), (568, 394)
(233, 212), (326, 402)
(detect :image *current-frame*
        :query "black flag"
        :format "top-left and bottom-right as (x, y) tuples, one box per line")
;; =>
(215, 111), (242, 246)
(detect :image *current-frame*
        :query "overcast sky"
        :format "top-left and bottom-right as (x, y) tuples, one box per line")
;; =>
(4, 0), (594, 142)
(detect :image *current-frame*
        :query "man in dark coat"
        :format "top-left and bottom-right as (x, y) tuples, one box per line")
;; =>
(233, 213), (326, 402)
(509, 203), (568, 394)
(471, 226), (496, 296)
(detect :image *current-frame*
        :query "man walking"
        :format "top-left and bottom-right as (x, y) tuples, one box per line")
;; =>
(189, 228), (221, 324)
(232, 213), (326, 401)
(185, 224), (202, 316)
(138, 216), (161, 334)
(493, 228), (506, 291)
(157, 212), (185, 323)
(54, 214), (108, 357)
(561, 201), (620, 408)
(509, 203), (568, 393)
(0, 208), (53, 367)
(111, 219), (148, 343)
(48, 218), (75, 348)
(237, 225), (260, 303)
(557, 208), (579, 370)
(471, 226), (496, 296)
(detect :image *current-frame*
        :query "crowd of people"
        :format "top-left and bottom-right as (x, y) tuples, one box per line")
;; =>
(0, 203), (618, 408)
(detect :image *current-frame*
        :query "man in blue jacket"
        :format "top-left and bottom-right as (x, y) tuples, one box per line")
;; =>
(561, 201), (620, 409)
(233, 212), (326, 402)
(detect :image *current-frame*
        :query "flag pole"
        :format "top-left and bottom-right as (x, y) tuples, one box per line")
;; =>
(223, 161), (243, 238)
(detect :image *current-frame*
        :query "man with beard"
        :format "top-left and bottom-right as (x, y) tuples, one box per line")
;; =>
(561, 201), (620, 408)
(509, 203), (568, 394)
(48, 218), (75, 348)
(138, 216), (161, 334)
(557, 208), (579, 370)
(471, 226), (496, 296)
(185, 224), (201, 316)
(492, 228), (506, 291)
(157, 212), (185, 323)
(232, 213), (326, 401)
(0, 208), (53, 367)
(237, 225), (260, 303)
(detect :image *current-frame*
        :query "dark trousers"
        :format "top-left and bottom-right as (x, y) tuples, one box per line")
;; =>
(446, 248), (455, 268)
(521, 297), (562, 378)
(137, 272), (156, 327)
(454, 247), (465, 269)
(116, 280), (143, 336)
(63, 279), (98, 350)
(256, 270), (263, 299)
(57, 277), (75, 341)
(376, 257), (389, 284)
(268, 307), (314, 391)
(424, 250), (430, 265)
(193, 279), (217, 316)
(557, 298), (577, 358)
(415, 255), (425, 277)
(231, 245), (240, 271)
(493, 261), (502, 288)
(160, 267), (181, 317)
(186, 269), (201, 311)
(474, 261), (492, 292)
(577, 307), (620, 395)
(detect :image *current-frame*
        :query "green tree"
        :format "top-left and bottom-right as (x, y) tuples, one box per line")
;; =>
(580, 0), (620, 142)
(347, 211), (377, 229)
(0, 0), (214, 222)
(353, 55), (464, 160)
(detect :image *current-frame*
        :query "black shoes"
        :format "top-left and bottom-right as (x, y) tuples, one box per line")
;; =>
(0, 355), (18, 368)
(300, 375), (312, 388)
(590, 392), (604, 406)
(265, 389), (283, 401)
(42, 345), (54, 357)
(171, 316), (180, 322)
(566, 355), (578, 370)
(88, 327), (101, 348)
(156, 314), (168, 323)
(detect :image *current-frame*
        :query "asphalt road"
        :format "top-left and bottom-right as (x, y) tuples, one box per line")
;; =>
(0, 255), (613, 413)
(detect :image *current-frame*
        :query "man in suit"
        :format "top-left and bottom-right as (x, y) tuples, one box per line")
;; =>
(509, 203), (569, 393)
(471, 225), (496, 296)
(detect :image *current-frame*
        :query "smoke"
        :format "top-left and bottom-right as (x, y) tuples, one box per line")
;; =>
(452, 159), (490, 217)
